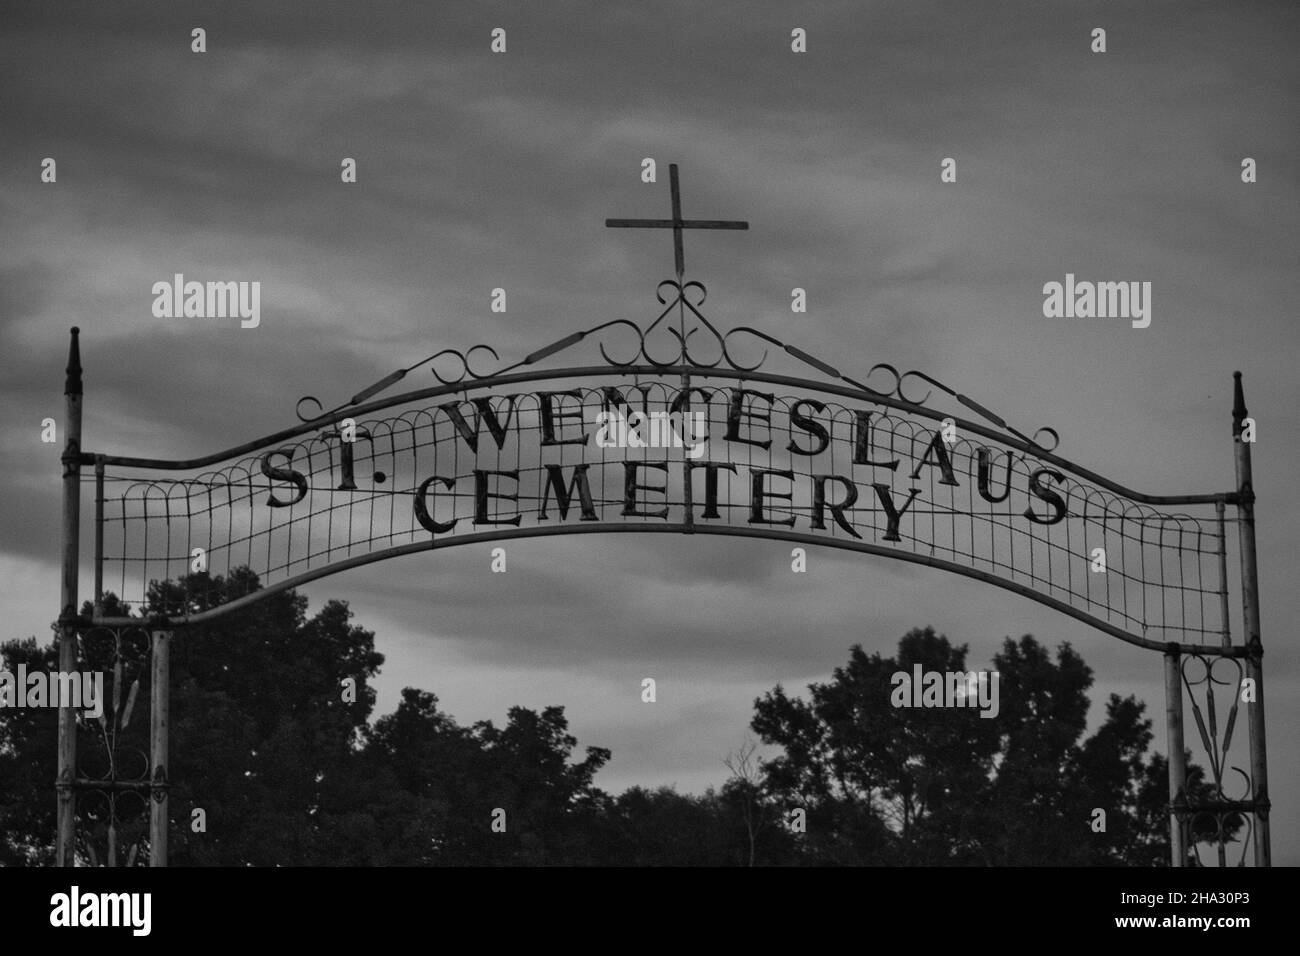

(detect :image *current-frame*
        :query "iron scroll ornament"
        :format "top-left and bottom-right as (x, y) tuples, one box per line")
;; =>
(1179, 654), (1255, 866)
(295, 280), (1060, 454)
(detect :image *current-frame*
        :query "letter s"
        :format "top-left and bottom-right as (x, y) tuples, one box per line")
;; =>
(787, 398), (830, 456)
(260, 449), (308, 507)
(1024, 468), (1067, 525)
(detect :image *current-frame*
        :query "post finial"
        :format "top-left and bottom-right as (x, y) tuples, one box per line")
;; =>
(65, 327), (82, 397)
(1232, 370), (1247, 437)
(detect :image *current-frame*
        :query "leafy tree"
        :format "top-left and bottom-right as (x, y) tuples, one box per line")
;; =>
(363, 689), (610, 864)
(0, 637), (59, 865)
(3, 601), (1231, 867)
(752, 627), (998, 864)
(0, 570), (384, 865)
(752, 628), (1212, 866)
(589, 786), (761, 866)
(154, 570), (384, 865)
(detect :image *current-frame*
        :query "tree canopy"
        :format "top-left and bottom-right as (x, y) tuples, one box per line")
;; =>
(0, 573), (1220, 865)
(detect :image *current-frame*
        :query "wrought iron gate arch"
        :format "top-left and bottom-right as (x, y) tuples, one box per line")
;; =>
(51, 276), (1269, 866)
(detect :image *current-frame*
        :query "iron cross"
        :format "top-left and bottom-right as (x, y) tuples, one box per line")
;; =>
(606, 164), (748, 280)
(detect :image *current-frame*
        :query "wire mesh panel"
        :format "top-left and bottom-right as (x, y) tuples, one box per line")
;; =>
(94, 371), (1230, 648)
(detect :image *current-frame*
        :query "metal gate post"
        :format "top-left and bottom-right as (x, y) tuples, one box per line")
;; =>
(1164, 648), (1187, 866)
(1232, 372), (1270, 866)
(56, 327), (82, 866)
(149, 629), (171, 866)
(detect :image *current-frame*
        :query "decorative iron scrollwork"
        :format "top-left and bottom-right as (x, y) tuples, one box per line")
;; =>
(75, 625), (153, 866)
(295, 279), (1061, 453)
(1180, 653), (1254, 866)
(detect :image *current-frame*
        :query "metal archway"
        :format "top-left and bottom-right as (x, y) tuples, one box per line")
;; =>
(52, 279), (1269, 867)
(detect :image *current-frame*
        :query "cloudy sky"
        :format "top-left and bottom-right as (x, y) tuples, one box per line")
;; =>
(2, 1), (1297, 864)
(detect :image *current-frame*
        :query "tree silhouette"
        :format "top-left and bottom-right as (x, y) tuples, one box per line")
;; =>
(2, 598), (1226, 866)
(751, 627), (1215, 866)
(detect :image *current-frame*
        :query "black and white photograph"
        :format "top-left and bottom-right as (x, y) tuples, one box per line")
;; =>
(0, 0), (1294, 937)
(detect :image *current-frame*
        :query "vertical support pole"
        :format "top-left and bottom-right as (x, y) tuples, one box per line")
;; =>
(56, 327), (82, 867)
(1164, 648), (1187, 867)
(669, 163), (684, 282)
(680, 369), (694, 531)
(93, 460), (105, 618)
(149, 629), (171, 867)
(1215, 500), (1231, 647)
(1232, 372), (1270, 865)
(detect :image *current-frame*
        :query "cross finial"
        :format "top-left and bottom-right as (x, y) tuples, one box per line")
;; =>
(606, 164), (748, 281)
